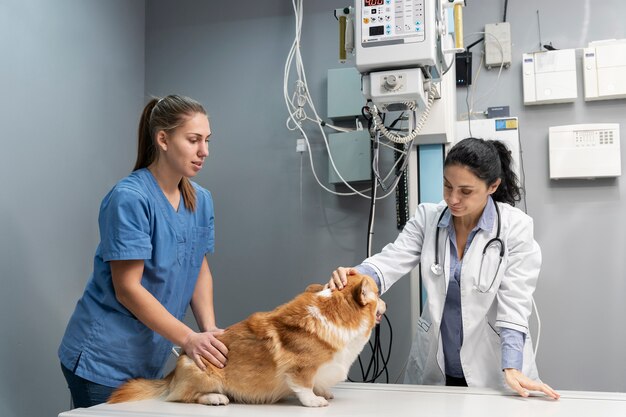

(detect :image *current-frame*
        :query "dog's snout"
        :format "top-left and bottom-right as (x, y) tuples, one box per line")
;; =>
(375, 299), (386, 323)
(377, 299), (386, 315)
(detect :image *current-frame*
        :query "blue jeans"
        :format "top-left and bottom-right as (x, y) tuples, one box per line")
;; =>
(61, 363), (115, 408)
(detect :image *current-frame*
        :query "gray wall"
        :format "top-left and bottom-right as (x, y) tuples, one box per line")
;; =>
(459, 0), (626, 392)
(0, 1), (145, 416)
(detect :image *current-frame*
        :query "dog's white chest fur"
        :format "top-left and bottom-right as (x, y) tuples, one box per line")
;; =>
(313, 333), (369, 388)
(306, 305), (372, 389)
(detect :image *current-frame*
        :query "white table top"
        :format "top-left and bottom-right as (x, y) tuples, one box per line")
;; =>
(59, 382), (626, 417)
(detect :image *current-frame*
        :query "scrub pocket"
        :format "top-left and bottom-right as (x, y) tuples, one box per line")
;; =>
(191, 226), (212, 267)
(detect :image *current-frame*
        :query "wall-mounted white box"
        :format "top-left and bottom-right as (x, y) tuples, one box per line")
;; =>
(549, 123), (621, 179)
(484, 22), (512, 69)
(583, 39), (626, 101)
(522, 49), (578, 105)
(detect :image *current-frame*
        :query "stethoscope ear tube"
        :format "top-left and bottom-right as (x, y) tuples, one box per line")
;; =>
(483, 237), (505, 257)
(430, 207), (448, 276)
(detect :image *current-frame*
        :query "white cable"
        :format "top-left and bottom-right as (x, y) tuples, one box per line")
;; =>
(284, 0), (370, 197)
(532, 296), (541, 357)
(378, 136), (407, 153)
(458, 111), (487, 120)
(375, 113), (416, 200)
(466, 31), (505, 115)
(284, 0), (376, 198)
(370, 83), (438, 144)
(283, 0), (430, 200)
(468, 52), (483, 116)
(299, 62), (372, 196)
(377, 138), (417, 199)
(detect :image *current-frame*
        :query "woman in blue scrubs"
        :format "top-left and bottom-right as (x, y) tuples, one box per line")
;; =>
(58, 95), (227, 408)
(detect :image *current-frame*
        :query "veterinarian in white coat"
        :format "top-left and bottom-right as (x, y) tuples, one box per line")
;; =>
(329, 138), (559, 400)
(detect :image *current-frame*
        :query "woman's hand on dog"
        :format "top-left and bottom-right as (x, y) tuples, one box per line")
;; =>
(327, 267), (358, 290)
(183, 329), (228, 371)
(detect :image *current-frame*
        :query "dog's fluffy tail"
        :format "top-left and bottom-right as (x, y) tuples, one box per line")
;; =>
(108, 374), (173, 403)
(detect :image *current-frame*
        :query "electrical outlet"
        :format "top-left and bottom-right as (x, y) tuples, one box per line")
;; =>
(296, 138), (306, 153)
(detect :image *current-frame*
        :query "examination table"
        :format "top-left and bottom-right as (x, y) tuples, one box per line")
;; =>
(59, 382), (626, 416)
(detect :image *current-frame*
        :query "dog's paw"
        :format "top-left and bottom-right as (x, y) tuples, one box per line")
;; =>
(299, 395), (329, 407)
(197, 393), (229, 406)
(314, 388), (334, 400)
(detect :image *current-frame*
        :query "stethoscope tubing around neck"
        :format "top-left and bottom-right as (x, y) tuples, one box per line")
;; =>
(430, 202), (504, 277)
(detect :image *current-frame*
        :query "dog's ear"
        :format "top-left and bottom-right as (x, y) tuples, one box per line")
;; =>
(305, 283), (324, 293)
(353, 275), (376, 306)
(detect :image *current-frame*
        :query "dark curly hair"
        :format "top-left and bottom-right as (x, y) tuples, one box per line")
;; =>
(444, 137), (521, 205)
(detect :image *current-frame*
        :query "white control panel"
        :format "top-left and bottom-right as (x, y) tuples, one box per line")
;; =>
(522, 49), (578, 105)
(355, 0), (438, 74)
(549, 124), (621, 179)
(362, 67), (427, 110)
(583, 39), (626, 101)
(360, 0), (425, 45)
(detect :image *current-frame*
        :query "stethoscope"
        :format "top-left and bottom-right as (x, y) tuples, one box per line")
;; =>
(430, 203), (505, 293)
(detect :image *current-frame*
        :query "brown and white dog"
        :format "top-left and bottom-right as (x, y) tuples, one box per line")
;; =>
(108, 274), (385, 407)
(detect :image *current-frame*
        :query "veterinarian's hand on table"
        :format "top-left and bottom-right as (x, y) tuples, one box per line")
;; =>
(183, 329), (228, 371)
(327, 267), (358, 290)
(504, 368), (560, 399)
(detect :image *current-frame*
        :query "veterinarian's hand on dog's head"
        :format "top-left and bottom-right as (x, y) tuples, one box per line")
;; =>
(183, 329), (228, 371)
(327, 267), (358, 290)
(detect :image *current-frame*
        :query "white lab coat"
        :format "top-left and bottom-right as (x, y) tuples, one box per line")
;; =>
(362, 201), (541, 389)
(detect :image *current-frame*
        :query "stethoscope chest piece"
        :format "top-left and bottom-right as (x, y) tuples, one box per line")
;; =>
(430, 263), (443, 276)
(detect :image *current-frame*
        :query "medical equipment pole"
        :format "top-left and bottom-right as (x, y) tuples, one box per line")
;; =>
(405, 113), (422, 331)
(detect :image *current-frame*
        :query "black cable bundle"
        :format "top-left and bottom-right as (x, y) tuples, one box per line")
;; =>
(349, 314), (393, 383)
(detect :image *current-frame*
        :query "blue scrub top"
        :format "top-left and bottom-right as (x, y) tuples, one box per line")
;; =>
(58, 168), (215, 387)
